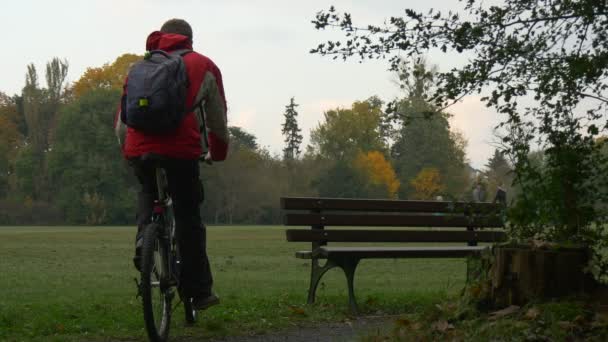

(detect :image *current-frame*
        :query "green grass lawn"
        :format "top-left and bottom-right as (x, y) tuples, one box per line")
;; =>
(0, 226), (469, 341)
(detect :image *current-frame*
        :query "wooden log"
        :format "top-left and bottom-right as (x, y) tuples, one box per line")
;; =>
(490, 245), (593, 306)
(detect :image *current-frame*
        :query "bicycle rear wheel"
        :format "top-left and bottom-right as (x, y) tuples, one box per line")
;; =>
(141, 223), (172, 342)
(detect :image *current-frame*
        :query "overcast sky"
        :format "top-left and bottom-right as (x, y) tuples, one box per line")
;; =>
(1, 0), (502, 169)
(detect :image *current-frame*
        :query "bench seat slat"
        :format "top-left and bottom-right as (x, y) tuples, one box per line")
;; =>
(281, 197), (502, 214)
(284, 213), (503, 228)
(286, 229), (506, 243)
(295, 246), (487, 259)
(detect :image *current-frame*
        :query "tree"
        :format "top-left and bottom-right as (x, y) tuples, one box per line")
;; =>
(281, 97), (303, 161)
(353, 151), (400, 198)
(45, 58), (69, 104)
(311, 2), (608, 244)
(309, 98), (388, 199)
(390, 62), (469, 199)
(47, 88), (135, 224)
(410, 168), (444, 200)
(310, 98), (385, 160)
(313, 160), (364, 198)
(0, 94), (22, 198)
(202, 144), (286, 224)
(22, 64), (44, 152)
(485, 149), (513, 199)
(228, 126), (258, 150)
(17, 58), (69, 200)
(201, 127), (289, 224)
(71, 53), (141, 98)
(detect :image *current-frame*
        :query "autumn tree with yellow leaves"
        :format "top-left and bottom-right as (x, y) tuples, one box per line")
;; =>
(409, 167), (444, 200)
(353, 151), (400, 199)
(71, 53), (141, 98)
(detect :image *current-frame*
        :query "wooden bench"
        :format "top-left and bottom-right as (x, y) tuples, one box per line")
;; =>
(281, 197), (506, 313)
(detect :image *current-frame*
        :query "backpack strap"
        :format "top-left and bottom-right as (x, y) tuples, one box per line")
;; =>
(147, 49), (193, 59)
(148, 50), (171, 58)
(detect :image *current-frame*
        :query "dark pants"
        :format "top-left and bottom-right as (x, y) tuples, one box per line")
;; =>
(130, 158), (213, 298)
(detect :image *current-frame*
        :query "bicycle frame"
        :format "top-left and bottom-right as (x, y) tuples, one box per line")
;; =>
(151, 167), (178, 289)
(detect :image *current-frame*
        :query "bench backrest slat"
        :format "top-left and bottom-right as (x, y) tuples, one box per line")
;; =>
(281, 197), (501, 214)
(284, 213), (503, 228)
(282, 196), (505, 247)
(286, 229), (507, 243)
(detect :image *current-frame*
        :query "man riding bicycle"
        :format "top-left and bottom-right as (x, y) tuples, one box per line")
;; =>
(114, 18), (229, 311)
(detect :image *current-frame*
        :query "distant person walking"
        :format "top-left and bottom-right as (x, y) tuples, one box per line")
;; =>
(472, 181), (487, 202)
(493, 182), (507, 206)
(114, 19), (229, 311)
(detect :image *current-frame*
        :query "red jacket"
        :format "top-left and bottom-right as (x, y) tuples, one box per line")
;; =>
(115, 31), (229, 161)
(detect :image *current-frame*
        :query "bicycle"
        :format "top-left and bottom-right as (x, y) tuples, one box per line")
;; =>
(135, 153), (197, 342)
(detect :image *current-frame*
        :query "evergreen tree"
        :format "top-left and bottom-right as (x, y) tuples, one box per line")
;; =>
(228, 126), (258, 151)
(390, 62), (468, 199)
(281, 97), (303, 161)
(485, 149), (513, 200)
(486, 149), (512, 182)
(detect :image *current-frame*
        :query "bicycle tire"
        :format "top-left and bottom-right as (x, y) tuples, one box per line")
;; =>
(141, 223), (172, 342)
(165, 200), (197, 325)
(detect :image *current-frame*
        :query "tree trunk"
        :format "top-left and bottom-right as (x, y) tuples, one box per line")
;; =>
(490, 245), (593, 306)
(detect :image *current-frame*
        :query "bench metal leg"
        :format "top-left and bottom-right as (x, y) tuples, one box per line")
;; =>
(335, 257), (361, 314)
(307, 257), (361, 314)
(307, 258), (337, 304)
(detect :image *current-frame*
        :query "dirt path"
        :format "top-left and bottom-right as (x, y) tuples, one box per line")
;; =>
(202, 316), (394, 342)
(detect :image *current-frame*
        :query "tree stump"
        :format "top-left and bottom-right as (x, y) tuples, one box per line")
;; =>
(490, 245), (593, 306)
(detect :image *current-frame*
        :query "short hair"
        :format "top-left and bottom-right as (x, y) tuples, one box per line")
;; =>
(160, 19), (193, 40)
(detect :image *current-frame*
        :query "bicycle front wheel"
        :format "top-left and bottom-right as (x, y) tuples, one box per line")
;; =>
(141, 223), (172, 342)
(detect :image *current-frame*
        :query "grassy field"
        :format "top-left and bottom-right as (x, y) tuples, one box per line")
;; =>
(0, 226), (469, 341)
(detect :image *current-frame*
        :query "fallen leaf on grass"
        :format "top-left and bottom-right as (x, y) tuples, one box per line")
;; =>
(366, 297), (378, 306)
(573, 315), (586, 325)
(489, 305), (520, 320)
(431, 320), (454, 332)
(524, 307), (540, 320)
(395, 318), (411, 327)
(287, 305), (306, 316)
(55, 324), (65, 332)
(468, 284), (483, 298)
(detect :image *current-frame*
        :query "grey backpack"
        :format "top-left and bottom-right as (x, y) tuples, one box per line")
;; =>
(121, 50), (191, 133)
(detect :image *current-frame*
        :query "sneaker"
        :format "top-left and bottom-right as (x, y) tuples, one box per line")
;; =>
(192, 293), (220, 311)
(133, 233), (143, 271)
